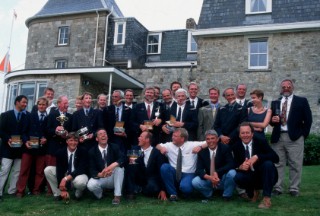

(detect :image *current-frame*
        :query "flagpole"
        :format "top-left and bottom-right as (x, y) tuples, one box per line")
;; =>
(5, 10), (16, 73)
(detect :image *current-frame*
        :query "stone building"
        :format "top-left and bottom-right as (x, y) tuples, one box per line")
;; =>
(3, 0), (320, 132)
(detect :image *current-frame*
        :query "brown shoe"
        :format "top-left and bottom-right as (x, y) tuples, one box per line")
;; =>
(251, 190), (260, 203)
(258, 197), (271, 209)
(112, 196), (121, 205)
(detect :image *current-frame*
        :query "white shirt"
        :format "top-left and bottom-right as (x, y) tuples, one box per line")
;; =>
(67, 148), (77, 172)
(98, 145), (108, 160)
(176, 104), (185, 122)
(189, 97), (199, 108)
(280, 94), (293, 131)
(159, 141), (204, 173)
(47, 103), (56, 115)
(115, 104), (123, 121)
(37, 111), (47, 120)
(142, 146), (153, 167)
(236, 98), (245, 106)
(209, 147), (217, 159)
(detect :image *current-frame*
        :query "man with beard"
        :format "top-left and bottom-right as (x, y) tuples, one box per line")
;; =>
(270, 79), (312, 197)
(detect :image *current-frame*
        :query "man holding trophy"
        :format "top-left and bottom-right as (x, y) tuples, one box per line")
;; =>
(130, 87), (165, 146)
(72, 92), (103, 151)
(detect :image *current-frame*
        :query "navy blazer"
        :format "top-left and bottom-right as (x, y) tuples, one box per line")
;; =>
(46, 109), (73, 155)
(130, 102), (165, 146)
(270, 95), (312, 143)
(56, 146), (88, 183)
(186, 97), (209, 111)
(232, 137), (279, 170)
(103, 104), (131, 146)
(22, 111), (48, 155)
(214, 102), (247, 145)
(0, 110), (28, 159)
(168, 102), (198, 141)
(88, 143), (125, 178)
(195, 143), (234, 179)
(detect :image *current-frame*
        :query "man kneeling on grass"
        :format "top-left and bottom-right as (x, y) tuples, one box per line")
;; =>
(87, 129), (125, 205)
(45, 132), (89, 201)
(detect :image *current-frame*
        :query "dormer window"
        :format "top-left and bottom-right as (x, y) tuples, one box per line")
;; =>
(187, 31), (197, 53)
(245, 0), (272, 14)
(114, 22), (126, 45)
(147, 33), (162, 54)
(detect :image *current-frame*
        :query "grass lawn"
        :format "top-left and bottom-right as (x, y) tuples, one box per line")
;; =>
(0, 165), (319, 216)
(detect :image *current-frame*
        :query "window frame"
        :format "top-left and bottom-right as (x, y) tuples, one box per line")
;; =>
(58, 26), (70, 46)
(248, 38), (269, 69)
(245, 0), (272, 14)
(55, 59), (68, 69)
(147, 33), (162, 55)
(187, 31), (198, 53)
(113, 22), (126, 45)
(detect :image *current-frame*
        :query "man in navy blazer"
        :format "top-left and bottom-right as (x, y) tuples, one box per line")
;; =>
(270, 79), (312, 197)
(186, 82), (209, 111)
(0, 95), (28, 200)
(130, 87), (165, 146)
(45, 133), (88, 200)
(17, 97), (49, 197)
(103, 90), (131, 152)
(192, 130), (236, 201)
(87, 128), (125, 205)
(162, 88), (198, 141)
(233, 122), (279, 209)
(125, 131), (167, 200)
(72, 92), (104, 151)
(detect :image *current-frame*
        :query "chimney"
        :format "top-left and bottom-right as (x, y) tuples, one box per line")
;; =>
(186, 18), (197, 29)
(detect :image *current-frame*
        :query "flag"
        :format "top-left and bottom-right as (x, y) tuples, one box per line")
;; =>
(0, 52), (11, 73)
(13, 10), (17, 19)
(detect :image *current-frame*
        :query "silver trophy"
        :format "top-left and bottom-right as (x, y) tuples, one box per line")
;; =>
(56, 113), (69, 136)
(155, 107), (160, 120)
(76, 127), (90, 140)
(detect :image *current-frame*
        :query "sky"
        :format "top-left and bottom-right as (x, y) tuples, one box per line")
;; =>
(0, 0), (203, 71)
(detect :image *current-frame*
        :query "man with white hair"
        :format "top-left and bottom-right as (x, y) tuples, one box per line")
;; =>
(162, 88), (198, 141)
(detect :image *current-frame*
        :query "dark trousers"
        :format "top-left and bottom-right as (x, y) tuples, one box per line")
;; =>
(234, 160), (278, 197)
(125, 164), (161, 196)
(16, 153), (46, 195)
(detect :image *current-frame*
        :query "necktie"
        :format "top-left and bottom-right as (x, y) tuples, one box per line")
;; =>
(212, 106), (216, 118)
(40, 113), (45, 122)
(191, 100), (195, 108)
(68, 154), (73, 174)
(17, 112), (21, 121)
(147, 104), (151, 119)
(210, 151), (216, 176)
(116, 107), (119, 121)
(176, 148), (182, 182)
(240, 100), (243, 106)
(103, 149), (107, 166)
(281, 97), (288, 126)
(245, 145), (250, 159)
(85, 109), (89, 116)
(177, 107), (182, 122)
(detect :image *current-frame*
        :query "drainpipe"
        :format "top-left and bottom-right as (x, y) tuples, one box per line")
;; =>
(93, 10), (100, 67)
(103, 7), (113, 66)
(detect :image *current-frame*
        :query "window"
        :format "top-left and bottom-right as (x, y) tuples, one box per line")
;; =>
(114, 22), (126, 45)
(55, 59), (67, 69)
(147, 33), (162, 54)
(245, 0), (272, 14)
(6, 81), (48, 111)
(58, 26), (69, 45)
(187, 31), (197, 52)
(248, 38), (268, 69)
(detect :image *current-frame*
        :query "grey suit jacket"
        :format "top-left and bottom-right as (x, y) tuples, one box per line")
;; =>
(197, 104), (218, 141)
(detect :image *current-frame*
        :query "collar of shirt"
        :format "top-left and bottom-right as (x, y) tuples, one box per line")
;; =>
(144, 102), (154, 111)
(190, 97), (198, 105)
(38, 111), (47, 118)
(98, 145), (108, 156)
(210, 102), (219, 109)
(67, 148), (77, 158)
(242, 141), (253, 157)
(281, 94), (293, 102)
(83, 108), (91, 115)
(209, 147), (217, 158)
(125, 103), (132, 109)
(236, 98), (245, 105)
(142, 146), (153, 166)
(13, 108), (20, 118)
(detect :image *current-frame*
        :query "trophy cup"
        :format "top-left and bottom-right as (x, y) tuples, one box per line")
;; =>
(76, 127), (90, 140)
(155, 107), (160, 120)
(11, 135), (22, 148)
(127, 150), (141, 165)
(56, 113), (69, 136)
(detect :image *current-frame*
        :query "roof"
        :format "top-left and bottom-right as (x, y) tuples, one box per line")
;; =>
(26, 0), (123, 26)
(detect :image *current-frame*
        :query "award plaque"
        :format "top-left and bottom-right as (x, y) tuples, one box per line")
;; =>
(143, 120), (153, 130)
(114, 121), (125, 133)
(29, 136), (40, 149)
(76, 127), (90, 140)
(127, 150), (141, 165)
(165, 115), (176, 133)
(11, 135), (22, 148)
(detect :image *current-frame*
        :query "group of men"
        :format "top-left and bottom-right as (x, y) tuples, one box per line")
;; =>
(0, 78), (312, 209)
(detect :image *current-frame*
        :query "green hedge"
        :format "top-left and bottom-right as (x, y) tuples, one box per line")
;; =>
(266, 133), (320, 166)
